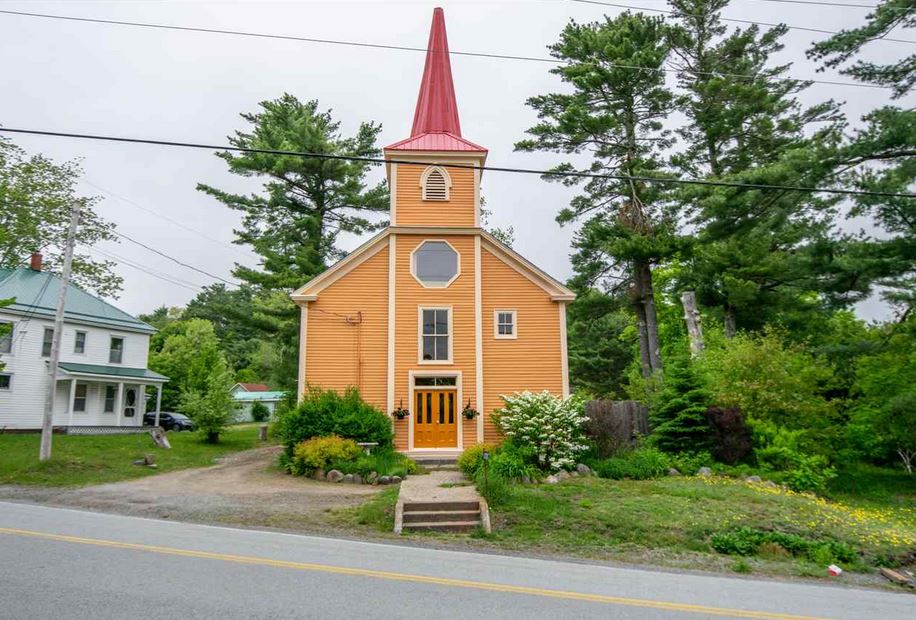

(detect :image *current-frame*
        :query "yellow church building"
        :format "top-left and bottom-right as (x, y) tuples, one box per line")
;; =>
(291, 8), (575, 456)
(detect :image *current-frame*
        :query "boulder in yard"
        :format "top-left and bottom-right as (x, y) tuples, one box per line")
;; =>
(545, 475), (559, 484)
(745, 475), (762, 483)
(343, 474), (354, 483)
(576, 463), (592, 476)
(391, 475), (402, 484)
(367, 471), (379, 484)
(697, 467), (713, 477)
(557, 470), (571, 480)
(667, 468), (681, 476)
(352, 474), (363, 485)
(378, 475), (391, 485)
(326, 470), (344, 483)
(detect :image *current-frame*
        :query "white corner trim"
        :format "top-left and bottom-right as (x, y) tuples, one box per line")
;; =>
(559, 301), (569, 398)
(409, 239), (461, 289)
(390, 163), (398, 226)
(474, 167), (481, 228)
(493, 309), (518, 340)
(417, 305), (454, 365)
(474, 235), (484, 443)
(298, 304), (308, 402)
(386, 235), (396, 416)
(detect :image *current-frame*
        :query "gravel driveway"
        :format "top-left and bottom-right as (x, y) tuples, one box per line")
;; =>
(0, 446), (378, 533)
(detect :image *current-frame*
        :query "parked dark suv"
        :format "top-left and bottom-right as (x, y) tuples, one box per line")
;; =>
(143, 412), (195, 432)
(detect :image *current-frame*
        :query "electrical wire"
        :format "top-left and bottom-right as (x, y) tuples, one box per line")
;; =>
(86, 245), (206, 293)
(1, 127), (912, 200)
(570, 0), (916, 42)
(110, 229), (241, 287)
(0, 9), (896, 91)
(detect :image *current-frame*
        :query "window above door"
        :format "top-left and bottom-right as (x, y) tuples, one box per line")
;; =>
(411, 240), (460, 288)
(418, 307), (452, 364)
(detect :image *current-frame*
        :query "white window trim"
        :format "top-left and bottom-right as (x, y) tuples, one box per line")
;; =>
(41, 327), (54, 358)
(109, 335), (126, 365)
(74, 330), (87, 355)
(72, 383), (88, 414)
(0, 372), (12, 390)
(417, 305), (453, 365)
(410, 239), (461, 289)
(408, 369), (463, 451)
(419, 165), (452, 201)
(494, 309), (518, 340)
(103, 384), (117, 414)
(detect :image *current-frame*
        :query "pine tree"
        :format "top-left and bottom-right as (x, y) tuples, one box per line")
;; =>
(650, 358), (714, 453)
(198, 94), (389, 388)
(517, 12), (680, 378)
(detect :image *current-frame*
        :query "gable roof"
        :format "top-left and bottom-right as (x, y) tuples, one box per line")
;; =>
(233, 391), (285, 402)
(0, 267), (155, 334)
(290, 228), (575, 303)
(232, 382), (271, 392)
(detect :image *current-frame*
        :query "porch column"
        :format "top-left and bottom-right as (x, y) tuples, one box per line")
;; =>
(66, 378), (77, 427)
(115, 382), (124, 427)
(154, 384), (162, 427)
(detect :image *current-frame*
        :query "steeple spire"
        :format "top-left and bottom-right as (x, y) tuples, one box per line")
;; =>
(410, 8), (461, 137)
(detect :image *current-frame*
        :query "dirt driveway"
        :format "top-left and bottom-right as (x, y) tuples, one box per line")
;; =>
(0, 446), (379, 533)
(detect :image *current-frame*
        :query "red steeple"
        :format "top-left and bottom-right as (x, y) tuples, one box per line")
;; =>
(385, 8), (486, 153)
(411, 8), (461, 137)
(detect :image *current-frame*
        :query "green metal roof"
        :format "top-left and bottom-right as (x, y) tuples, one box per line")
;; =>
(0, 267), (154, 333)
(58, 362), (168, 382)
(233, 391), (286, 402)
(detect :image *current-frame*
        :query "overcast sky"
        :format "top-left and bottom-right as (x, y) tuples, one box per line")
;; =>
(1, 0), (909, 320)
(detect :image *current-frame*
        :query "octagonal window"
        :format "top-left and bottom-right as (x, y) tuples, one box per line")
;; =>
(412, 241), (459, 288)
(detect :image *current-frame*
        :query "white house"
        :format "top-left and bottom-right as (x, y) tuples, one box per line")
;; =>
(0, 254), (168, 430)
(230, 382), (284, 421)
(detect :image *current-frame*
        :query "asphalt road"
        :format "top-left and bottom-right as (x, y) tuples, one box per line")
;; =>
(0, 501), (911, 620)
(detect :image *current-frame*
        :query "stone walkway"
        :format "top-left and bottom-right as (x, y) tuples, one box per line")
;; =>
(395, 469), (489, 534)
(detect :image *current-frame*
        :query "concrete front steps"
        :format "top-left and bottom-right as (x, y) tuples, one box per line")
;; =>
(400, 501), (482, 533)
(394, 470), (491, 534)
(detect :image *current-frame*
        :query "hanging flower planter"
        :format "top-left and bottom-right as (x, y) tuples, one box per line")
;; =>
(392, 399), (410, 420)
(462, 399), (479, 420)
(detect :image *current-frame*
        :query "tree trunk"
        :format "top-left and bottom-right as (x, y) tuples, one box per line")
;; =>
(724, 304), (737, 339)
(634, 261), (663, 375)
(632, 290), (653, 379)
(681, 291), (704, 357)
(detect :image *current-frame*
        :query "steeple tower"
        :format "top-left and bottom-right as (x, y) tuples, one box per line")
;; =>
(411, 7), (461, 137)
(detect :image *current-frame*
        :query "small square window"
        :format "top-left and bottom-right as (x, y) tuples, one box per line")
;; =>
(494, 310), (517, 339)
(109, 337), (124, 364)
(74, 331), (87, 354)
(0, 374), (11, 390)
(42, 328), (54, 357)
(0, 322), (13, 354)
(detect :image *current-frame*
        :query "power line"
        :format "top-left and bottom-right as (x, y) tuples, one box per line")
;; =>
(86, 245), (205, 293)
(110, 229), (240, 287)
(742, 0), (877, 8)
(81, 177), (261, 262)
(0, 8), (894, 91)
(1, 127), (913, 200)
(570, 0), (916, 42)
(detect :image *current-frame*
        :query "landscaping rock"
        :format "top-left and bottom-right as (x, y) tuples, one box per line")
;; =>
(352, 474), (363, 485)
(557, 470), (571, 481)
(521, 476), (531, 485)
(343, 473), (354, 483)
(391, 475), (402, 484)
(545, 474), (559, 484)
(367, 471), (378, 485)
(745, 475), (762, 483)
(576, 463), (592, 476)
(667, 468), (681, 476)
(697, 467), (713, 477)
(569, 470), (579, 477)
(326, 470), (344, 483)
(378, 475), (391, 485)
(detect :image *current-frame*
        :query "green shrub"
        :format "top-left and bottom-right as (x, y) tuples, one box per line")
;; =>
(327, 447), (420, 479)
(596, 446), (670, 480)
(757, 445), (836, 493)
(290, 436), (362, 476)
(490, 443), (541, 481)
(710, 527), (858, 565)
(493, 391), (588, 471)
(668, 451), (712, 475)
(274, 387), (393, 457)
(458, 443), (500, 477)
(250, 401), (271, 423)
(475, 469), (514, 507)
(649, 359), (714, 454)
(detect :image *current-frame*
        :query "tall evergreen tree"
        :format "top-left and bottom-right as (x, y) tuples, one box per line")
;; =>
(517, 12), (681, 378)
(668, 0), (846, 334)
(198, 94), (389, 388)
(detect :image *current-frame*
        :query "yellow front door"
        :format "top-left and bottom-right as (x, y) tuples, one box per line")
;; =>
(414, 389), (458, 448)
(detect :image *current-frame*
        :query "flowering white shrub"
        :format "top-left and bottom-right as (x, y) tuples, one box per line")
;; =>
(492, 391), (588, 472)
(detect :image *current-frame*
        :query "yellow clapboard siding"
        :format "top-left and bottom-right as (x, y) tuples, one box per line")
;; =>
(481, 248), (563, 443)
(395, 163), (476, 227)
(305, 244), (389, 413)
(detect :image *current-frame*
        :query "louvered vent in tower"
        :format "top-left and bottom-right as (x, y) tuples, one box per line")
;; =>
(422, 167), (449, 201)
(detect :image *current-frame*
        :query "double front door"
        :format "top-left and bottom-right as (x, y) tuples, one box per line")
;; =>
(414, 389), (457, 448)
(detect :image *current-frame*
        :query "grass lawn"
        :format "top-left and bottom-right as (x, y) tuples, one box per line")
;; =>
(345, 471), (916, 580)
(0, 425), (270, 487)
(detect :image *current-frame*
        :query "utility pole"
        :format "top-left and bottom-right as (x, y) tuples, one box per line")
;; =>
(39, 203), (80, 461)
(680, 290), (705, 358)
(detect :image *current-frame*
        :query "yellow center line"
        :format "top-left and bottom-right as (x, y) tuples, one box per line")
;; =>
(0, 526), (829, 620)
